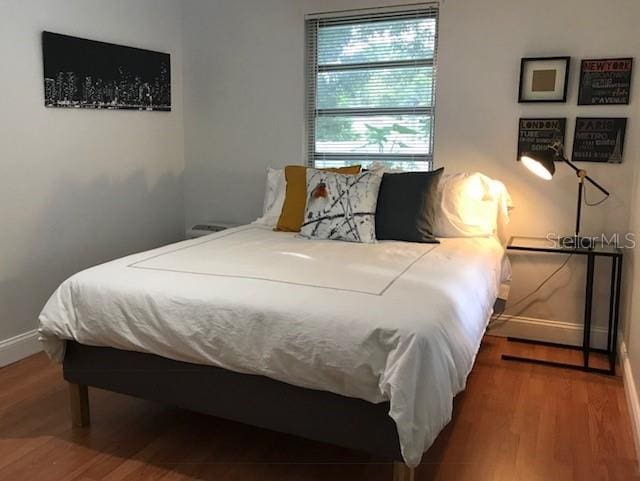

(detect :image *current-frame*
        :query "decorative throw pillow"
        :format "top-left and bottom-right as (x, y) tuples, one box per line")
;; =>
(276, 165), (361, 232)
(299, 169), (383, 243)
(375, 168), (444, 243)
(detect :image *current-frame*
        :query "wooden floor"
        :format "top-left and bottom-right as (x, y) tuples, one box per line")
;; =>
(0, 336), (638, 481)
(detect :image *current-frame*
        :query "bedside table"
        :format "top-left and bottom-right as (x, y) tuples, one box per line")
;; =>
(502, 236), (623, 375)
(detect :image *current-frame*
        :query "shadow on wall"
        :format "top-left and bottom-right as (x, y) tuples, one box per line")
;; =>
(188, 162), (269, 227)
(0, 169), (184, 341)
(505, 251), (615, 336)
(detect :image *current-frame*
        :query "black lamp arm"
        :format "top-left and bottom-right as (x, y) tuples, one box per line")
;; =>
(549, 141), (610, 197)
(561, 158), (610, 196)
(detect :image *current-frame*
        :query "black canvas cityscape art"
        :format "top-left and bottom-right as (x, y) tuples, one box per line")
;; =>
(42, 31), (171, 111)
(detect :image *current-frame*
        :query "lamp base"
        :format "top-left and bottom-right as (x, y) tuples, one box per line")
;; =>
(557, 235), (595, 250)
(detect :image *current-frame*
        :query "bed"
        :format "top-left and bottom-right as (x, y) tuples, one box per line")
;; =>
(39, 223), (508, 480)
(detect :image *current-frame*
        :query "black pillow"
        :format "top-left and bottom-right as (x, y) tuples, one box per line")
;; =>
(375, 168), (444, 243)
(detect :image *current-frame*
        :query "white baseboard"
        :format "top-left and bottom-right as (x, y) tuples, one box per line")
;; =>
(0, 329), (42, 368)
(620, 341), (640, 472)
(488, 314), (608, 349)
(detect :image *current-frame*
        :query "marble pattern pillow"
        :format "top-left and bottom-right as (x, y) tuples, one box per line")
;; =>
(299, 169), (383, 243)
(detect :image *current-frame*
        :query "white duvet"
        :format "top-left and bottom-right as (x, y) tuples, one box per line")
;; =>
(39, 225), (506, 467)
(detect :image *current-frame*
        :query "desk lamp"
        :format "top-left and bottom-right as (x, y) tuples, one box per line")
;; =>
(520, 142), (609, 248)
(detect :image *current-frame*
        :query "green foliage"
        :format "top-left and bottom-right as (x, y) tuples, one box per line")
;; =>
(315, 17), (434, 158)
(361, 123), (418, 153)
(316, 117), (360, 142)
(317, 18), (435, 65)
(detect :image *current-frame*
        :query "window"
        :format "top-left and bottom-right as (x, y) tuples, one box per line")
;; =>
(306, 5), (438, 171)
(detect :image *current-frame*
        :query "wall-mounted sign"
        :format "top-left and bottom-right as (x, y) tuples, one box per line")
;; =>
(517, 118), (566, 160)
(578, 58), (633, 105)
(42, 31), (171, 111)
(572, 117), (627, 163)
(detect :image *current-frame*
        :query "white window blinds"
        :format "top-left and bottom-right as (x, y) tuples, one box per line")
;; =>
(306, 5), (438, 171)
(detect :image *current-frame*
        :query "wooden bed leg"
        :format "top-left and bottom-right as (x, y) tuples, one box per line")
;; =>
(68, 383), (90, 427)
(393, 462), (415, 481)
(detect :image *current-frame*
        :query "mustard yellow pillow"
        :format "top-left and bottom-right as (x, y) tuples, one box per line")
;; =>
(276, 165), (361, 232)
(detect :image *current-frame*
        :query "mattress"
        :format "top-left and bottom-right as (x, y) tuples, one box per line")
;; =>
(39, 224), (507, 467)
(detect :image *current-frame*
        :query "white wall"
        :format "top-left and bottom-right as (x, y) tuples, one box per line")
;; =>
(182, 0), (307, 226)
(0, 0), (185, 343)
(435, 0), (640, 331)
(182, 0), (640, 334)
(625, 127), (640, 406)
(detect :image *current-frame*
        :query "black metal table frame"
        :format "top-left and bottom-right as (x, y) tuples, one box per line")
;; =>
(502, 239), (623, 375)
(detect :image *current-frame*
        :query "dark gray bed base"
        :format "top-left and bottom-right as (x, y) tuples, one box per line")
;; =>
(63, 341), (403, 462)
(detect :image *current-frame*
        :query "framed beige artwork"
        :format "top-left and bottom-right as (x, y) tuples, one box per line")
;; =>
(518, 56), (570, 103)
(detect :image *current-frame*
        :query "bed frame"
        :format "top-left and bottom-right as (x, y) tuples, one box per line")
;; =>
(63, 341), (415, 481)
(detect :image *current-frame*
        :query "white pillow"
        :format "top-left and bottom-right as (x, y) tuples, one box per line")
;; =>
(299, 169), (383, 243)
(254, 168), (285, 227)
(433, 172), (513, 241)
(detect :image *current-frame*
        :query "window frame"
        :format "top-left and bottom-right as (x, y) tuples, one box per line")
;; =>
(305, 5), (439, 170)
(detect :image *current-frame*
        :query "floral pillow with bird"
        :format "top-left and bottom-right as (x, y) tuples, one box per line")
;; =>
(299, 169), (383, 243)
